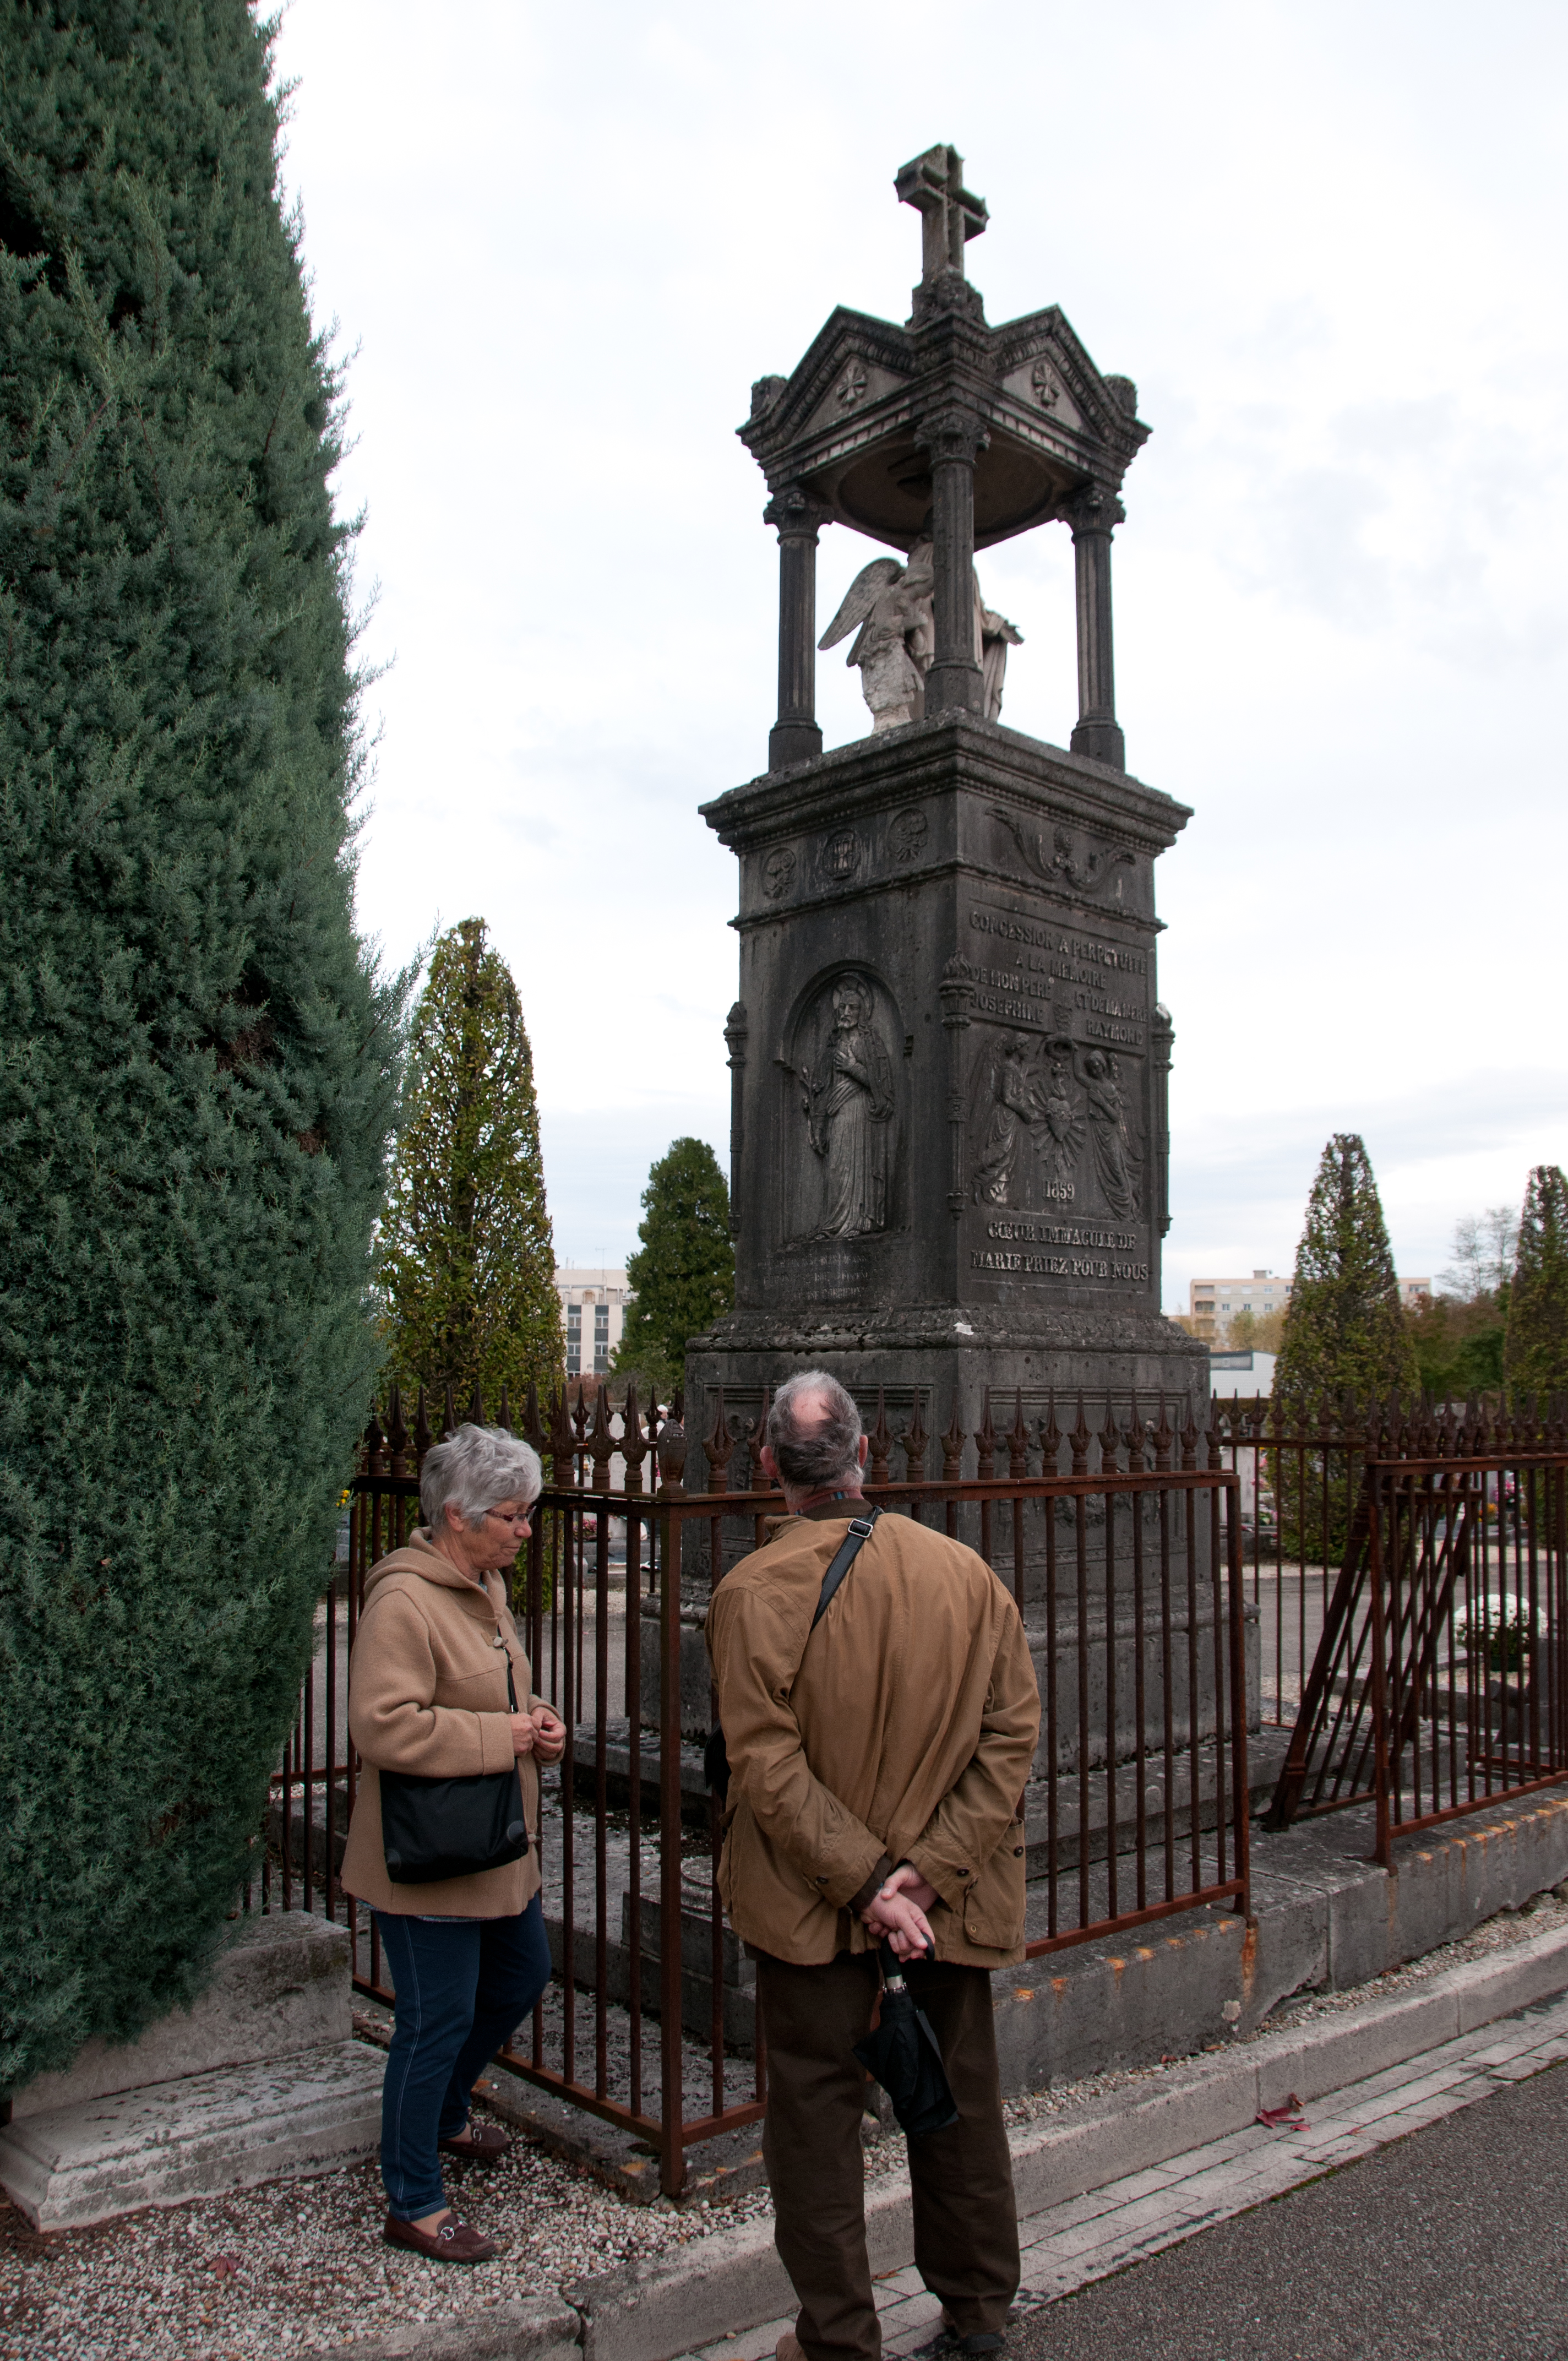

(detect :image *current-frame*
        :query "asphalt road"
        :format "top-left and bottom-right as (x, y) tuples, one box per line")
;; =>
(1009, 2057), (1568, 2361)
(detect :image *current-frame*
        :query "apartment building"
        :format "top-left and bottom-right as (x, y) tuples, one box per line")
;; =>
(556, 1266), (630, 1379)
(1188, 1269), (1431, 1342)
(1187, 1271), (1291, 1343)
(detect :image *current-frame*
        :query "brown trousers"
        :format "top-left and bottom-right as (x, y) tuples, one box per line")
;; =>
(754, 1949), (1020, 2361)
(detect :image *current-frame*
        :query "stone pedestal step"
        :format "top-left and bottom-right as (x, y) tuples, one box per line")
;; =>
(0, 2039), (383, 2230)
(3, 1910), (352, 2121)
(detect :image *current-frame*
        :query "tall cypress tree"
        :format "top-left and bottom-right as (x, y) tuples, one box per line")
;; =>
(1504, 1165), (1568, 1406)
(613, 1137), (734, 1397)
(376, 919), (559, 1412)
(1275, 1133), (1418, 1421)
(0, 8), (404, 2085)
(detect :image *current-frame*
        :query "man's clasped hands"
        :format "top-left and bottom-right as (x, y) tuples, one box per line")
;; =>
(861, 1862), (940, 1962)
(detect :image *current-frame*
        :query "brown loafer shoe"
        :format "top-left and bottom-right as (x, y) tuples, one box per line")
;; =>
(383, 2211), (498, 2264)
(776, 2337), (804, 2361)
(438, 2120), (512, 2163)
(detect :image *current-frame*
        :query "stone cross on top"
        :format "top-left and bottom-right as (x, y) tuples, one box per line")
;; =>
(895, 144), (987, 286)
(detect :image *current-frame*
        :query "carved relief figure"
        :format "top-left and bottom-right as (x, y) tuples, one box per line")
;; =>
(1081, 1050), (1140, 1217)
(820, 540), (1021, 731)
(971, 1033), (1040, 1205)
(1037, 1049), (1086, 1189)
(798, 976), (895, 1237)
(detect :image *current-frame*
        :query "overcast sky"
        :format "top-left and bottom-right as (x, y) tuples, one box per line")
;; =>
(272, 1), (1566, 1308)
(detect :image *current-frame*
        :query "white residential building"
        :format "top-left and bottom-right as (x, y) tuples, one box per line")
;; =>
(1189, 1269), (1431, 1343)
(555, 1266), (631, 1380)
(1188, 1271), (1291, 1343)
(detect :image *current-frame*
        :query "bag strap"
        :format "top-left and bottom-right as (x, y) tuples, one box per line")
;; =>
(810, 1508), (881, 1633)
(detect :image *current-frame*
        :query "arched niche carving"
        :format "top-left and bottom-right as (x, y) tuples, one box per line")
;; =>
(779, 967), (905, 1245)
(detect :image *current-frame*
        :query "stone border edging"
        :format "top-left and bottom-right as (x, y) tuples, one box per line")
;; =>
(338, 1923), (1568, 2361)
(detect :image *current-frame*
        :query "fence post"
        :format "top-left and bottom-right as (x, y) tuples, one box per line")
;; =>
(657, 1422), (688, 2200)
(1226, 1474), (1251, 1919)
(1368, 1470), (1392, 1867)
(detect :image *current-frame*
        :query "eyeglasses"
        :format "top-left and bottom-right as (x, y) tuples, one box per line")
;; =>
(484, 1506), (533, 1528)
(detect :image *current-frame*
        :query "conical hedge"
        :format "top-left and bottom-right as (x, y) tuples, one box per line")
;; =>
(1275, 1133), (1417, 1421)
(0, 6), (404, 2085)
(376, 919), (560, 1410)
(1504, 1166), (1568, 1407)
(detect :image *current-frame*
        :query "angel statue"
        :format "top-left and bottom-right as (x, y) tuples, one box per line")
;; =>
(819, 537), (1022, 733)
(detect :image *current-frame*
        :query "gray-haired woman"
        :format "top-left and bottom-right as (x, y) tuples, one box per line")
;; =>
(341, 1423), (565, 2263)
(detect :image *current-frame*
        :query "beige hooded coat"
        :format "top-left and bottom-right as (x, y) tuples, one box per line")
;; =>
(340, 1530), (546, 1919)
(706, 1508), (1041, 1967)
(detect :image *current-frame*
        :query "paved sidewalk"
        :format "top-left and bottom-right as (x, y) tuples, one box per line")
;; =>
(680, 1987), (1568, 2361)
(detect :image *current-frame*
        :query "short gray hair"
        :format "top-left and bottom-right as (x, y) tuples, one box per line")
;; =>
(766, 1370), (863, 1490)
(420, 1423), (543, 1530)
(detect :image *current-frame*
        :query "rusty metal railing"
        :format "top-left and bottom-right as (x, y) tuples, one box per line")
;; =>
(1259, 1402), (1568, 1860)
(257, 1377), (1255, 2197)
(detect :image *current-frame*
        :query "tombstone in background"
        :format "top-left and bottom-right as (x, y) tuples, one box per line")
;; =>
(688, 145), (1207, 1539)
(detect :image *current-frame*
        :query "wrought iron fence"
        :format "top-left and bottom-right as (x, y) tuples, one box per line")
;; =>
(257, 1378), (1255, 2197)
(1254, 1400), (1568, 1861)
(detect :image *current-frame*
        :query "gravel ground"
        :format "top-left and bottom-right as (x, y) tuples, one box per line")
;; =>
(7, 1886), (1566, 2358)
(0, 2097), (772, 2361)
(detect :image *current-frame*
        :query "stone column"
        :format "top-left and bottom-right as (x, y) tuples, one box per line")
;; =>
(765, 486), (825, 771)
(723, 1001), (748, 1246)
(939, 953), (976, 1217)
(1151, 1001), (1173, 1239)
(917, 410), (989, 717)
(1065, 483), (1126, 770)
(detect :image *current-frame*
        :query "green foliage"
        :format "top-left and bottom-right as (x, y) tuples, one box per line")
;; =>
(1406, 1291), (1506, 1402)
(1223, 1305), (1286, 1354)
(1504, 1165), (1568, 1406)
(1271, 1136), (1417, 1566)
(376, 920), (558, 1413)
(612, 1138), (733, 1394)
(0, 6), (404, 2084)
(1275, 1134), (1418, 1422)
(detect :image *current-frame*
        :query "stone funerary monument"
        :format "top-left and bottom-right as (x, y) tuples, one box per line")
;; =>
(689, 145), (1205, 1502)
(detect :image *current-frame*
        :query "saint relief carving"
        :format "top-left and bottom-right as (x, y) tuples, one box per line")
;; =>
(1082, 1049), (1140, 1218)
(967, 1035), (1138, 1218)
(786, 973), (897, 1241)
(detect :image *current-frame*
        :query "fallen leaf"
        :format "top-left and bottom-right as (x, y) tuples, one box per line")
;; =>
(210, 2254), (241, 2279)
(1256, 2094), (1308, 2130)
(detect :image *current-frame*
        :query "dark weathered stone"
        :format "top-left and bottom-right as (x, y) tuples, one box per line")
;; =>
(689, 711), (1204, 1454)
(689, 155), (1205, 1766)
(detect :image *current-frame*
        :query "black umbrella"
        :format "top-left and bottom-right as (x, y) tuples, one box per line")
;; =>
(853, 1942), (959, 2136)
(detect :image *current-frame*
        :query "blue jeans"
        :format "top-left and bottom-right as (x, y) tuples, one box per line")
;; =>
(373, 1898), (552, 2219)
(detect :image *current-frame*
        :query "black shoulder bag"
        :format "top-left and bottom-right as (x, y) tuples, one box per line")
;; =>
(703, 1509), (880, 1804)
(380, 1648), (531, 1885)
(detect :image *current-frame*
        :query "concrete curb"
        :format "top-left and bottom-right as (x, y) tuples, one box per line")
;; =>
(331, 1922), (1568, 2361)
(335, 2297), (580, 2360)
(563, 1920), (1568, 2361)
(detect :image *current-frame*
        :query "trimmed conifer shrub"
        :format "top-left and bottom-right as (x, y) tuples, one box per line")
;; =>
(376, 919), (559, 1411)
(0, 7), (404, 2086)
(1275, 1133), (1418, 1419)
(1272, 1135), (1417, 1563)
(1504, 1166), (1568, 1406)
(613, 1138), (734, 1400)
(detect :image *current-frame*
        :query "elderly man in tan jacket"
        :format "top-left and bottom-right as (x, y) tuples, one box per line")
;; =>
(707, 1371), (1041, 2361)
